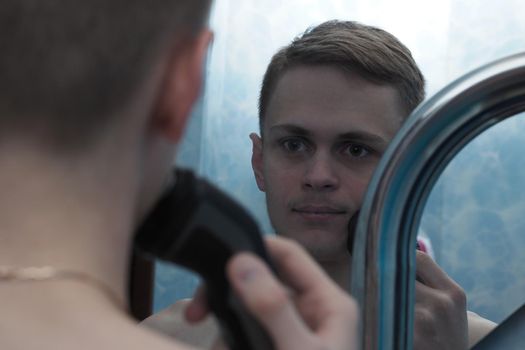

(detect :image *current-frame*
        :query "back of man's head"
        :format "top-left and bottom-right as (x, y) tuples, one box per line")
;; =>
(258, 20), (425, 134)
(0, 0), (211, 153)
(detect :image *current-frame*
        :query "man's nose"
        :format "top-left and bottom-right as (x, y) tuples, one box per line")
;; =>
(302, 153), (340, 191)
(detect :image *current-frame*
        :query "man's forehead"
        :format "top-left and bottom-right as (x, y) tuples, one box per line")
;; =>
(264, 65), (403, 144)
(268, 65), (403, 107)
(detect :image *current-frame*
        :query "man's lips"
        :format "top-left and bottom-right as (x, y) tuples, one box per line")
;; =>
(292, 205), (347, 215)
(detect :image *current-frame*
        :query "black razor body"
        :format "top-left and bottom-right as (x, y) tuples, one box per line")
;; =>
(134, 168), (275, 350)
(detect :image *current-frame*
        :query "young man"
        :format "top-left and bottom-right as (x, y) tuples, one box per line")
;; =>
(0, 2), (359, 350)
(250, 20), (496, 348)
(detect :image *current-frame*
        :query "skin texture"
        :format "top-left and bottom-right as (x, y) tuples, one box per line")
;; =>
(251, 65), (402, 260)
(251, 64), (402, 287)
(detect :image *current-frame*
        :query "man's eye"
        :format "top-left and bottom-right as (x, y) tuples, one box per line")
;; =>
(281, 138), (308, 152)
(343, 143), (370, 158)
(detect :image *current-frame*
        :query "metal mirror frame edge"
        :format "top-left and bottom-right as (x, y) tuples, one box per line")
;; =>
(350, 52), (525, 350)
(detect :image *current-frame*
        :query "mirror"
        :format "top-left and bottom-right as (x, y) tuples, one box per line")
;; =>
(132, 1), (525, 349)
(152, 0), (525, 315)
(420, 113), (525, 328)
(350, 52), (525, 350)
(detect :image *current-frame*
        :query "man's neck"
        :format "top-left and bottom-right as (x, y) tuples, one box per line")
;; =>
(318, 255), (352, 291)
(0, 143), (140, 314)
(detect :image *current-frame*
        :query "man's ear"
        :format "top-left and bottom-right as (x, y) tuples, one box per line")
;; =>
(249, 133), (266, 192)
(154, 29), (213, 142)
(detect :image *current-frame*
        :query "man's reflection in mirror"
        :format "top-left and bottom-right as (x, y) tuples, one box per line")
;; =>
(144, 20), (496, 349)
(249, 20), (496, 349)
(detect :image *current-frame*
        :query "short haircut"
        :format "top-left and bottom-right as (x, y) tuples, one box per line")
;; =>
(258, 20), (425, 134)
(0, 0), (211, 152)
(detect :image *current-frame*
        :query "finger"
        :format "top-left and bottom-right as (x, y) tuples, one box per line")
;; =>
(415, 250), (459, 290)
(414, 279), (438, 303)
(317, 299), (359, 350)
(185, 284), (209, 323)
(413, 305), (435, 350)
(414, 279), (466, 319)
(413, 282), (440, 349)
(227, 252), (314, 349)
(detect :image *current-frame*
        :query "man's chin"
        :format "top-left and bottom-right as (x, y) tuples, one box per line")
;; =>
(307, 245), (350, 263)
(273, 225), (350, 260)
(288, 236), (349, 262)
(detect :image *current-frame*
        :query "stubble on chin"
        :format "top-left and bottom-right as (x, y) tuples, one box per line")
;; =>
(277, 229), (349, 262)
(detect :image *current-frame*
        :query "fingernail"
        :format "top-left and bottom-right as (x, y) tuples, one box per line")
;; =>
(416, 239), (428, 253)
(238, 268), (257, 283)
(233, 255), (260, 283)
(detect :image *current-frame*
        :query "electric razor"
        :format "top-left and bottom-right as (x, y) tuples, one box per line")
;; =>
(134, 168), (275, 350)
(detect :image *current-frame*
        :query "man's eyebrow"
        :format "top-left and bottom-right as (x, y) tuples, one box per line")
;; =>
(269, 124), (389, 148)
(336, 131), (388, 148)
(268, 124), (312, 136)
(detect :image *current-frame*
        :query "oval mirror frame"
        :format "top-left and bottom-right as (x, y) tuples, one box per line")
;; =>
(350, 52), (525, 350)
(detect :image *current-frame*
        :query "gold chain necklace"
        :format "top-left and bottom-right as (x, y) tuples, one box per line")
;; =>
(0, 266), (126, 311)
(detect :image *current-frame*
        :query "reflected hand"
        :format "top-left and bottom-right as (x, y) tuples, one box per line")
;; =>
(414, 250), (468, 350)
(186, 236), (359, 350)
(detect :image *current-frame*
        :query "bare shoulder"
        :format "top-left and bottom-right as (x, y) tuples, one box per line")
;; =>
(141, 299), (220, 349)
(467, 310), (497, 347)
